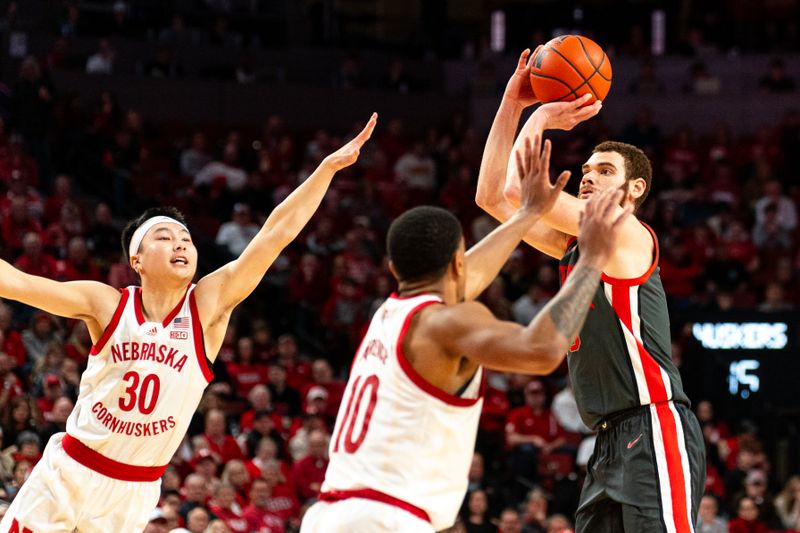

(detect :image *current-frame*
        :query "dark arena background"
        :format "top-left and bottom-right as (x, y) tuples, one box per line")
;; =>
(1, 1), (800, 532)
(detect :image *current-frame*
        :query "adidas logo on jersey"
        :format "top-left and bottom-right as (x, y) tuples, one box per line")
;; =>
(145, 327), (157, 336)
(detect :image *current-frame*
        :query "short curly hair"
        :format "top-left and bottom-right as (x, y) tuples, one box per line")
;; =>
(387, 206), (463, 283)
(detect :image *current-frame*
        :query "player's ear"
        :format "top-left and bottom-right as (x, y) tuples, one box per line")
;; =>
(629, 177), (646, 201)
(387, 260), (399, 281)
(129, 254), (140, 273)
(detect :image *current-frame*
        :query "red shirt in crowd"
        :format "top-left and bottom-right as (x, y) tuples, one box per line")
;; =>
(480, 386), (510, 435)
(227, 362), (269, 398)
(292, 454), (328, 502)
(243, 505), (285, 533)
(207, 505), (249, 533)
(201, 433), (246, 464)
(505, 406), (566, 446)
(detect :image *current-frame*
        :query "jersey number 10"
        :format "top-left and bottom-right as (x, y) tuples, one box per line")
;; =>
(333, 375), (380, 454)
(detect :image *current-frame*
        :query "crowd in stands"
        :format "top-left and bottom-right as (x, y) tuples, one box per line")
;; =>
(1, 11), (800, 530)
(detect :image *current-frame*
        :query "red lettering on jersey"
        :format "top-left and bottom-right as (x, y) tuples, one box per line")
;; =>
(159, 420), (168, 433)
(9, 518), (33, 533)
(143, 422), (152, 437)
(168, 416), (176, 428)
(131, 342), (140, 360)
(173, 355), (187, 373)
(570, 337), (581, 352)
(92, 401), (102, 414)
(122, 342), (131, 361)
(111, 344), (122, 363)
(164, 348), (178, 367)
(103, 412), (114, 425)
(157, 344), (167, 363)
(363, 339), (388, 364)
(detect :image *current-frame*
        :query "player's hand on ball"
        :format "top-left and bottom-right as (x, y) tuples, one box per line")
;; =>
(536, 93), (602, 131)
(322, 112), (378, 171)
(515, 134), (570, 218)
(577, 188), (633, 268)
(502, 48), (541, 109)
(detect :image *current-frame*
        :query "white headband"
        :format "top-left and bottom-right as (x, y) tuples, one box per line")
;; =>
(128, 216), (189, 259)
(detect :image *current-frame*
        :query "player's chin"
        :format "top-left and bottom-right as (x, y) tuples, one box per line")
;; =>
(578, 191), (594, 200)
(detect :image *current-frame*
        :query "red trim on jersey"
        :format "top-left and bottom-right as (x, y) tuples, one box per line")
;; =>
(62, 434), (167, 482)
(610, 284), (669, 404)
(89, 288), (130, 356)
(319, 489), (431, 523)
(189, 289), (214, 383)
(389, 292), (435, 301)
(133, 285), (190, 327)
(564, 236), (577, 255)
(396, 301), (482, 407)
(601, 223), (659, 286)
(653, 403), (693, 533)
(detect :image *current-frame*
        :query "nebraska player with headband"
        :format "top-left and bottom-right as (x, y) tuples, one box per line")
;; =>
(301, 134), (632, 532)
(0, 113), (377, 533)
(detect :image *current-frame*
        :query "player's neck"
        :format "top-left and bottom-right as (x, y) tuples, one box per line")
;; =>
(139, 280), (189, 323)
(396, 279), (453, 304)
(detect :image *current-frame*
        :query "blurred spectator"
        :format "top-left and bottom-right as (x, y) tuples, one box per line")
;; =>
(39, 395), (72, 442)
(216, 203), (260, 258)
(85, 202), (121, 264)
(186, 505), (211, 533)
(14, 232), (57, 279)
(759, 58), (795, 93)
(3, 459), (31, 502)
(752, 202), (793, 250)
(0, 303), (25, 366)
(520, 488), (548, 533)
(758, 282), (793, 312)
(239, 410), (283, 459)
(463, 489), (494, 533)
(732, 469), (781, 528)
(194, 142), (247, 192)
(259, 459), (300, 523)
(505, 380), (566, 500)
(207, 483), (248, 533)
(291, 429), (328, 503)
(242, 477), (286, 533)
(21, 312), (60, 364)
(179, 473), (211, 521)
(544, 514), (572, 533)
(497, 508), (523, 533)
(180, 132), (213, 178)
(775, 475), (800, 530)
(86, 39), (115, 75)
(754, 180), (797, 231)
(394, 142), (436, 203)
(512, 283), (547, 325)
(267, 362), (301, 419)
(35, 372), (63, 421)
(551, 380), (590, 435)
(57, 236), (102, 281)
(683, 62), (721, 95)
(696, 494), (727, 533)
(728, 496), (769, 533)
(201, 408), (245, 464)
(228, 338), (268, 400)
(0, 350), (23, 410)
(3, 201), (43, 255)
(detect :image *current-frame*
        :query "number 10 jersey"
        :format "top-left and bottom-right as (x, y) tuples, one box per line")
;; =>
(66, 284), (213, 469)
(321, 293), (484, 531)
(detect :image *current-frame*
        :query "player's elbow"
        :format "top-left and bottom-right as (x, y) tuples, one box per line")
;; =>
(529, 339), (569, 374)
(503, 181), (521, 208)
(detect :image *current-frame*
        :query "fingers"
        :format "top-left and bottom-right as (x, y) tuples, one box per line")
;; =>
(517, 49), (531, 70)
(576, 101), (603, 121)
(573, 94), (593, 108)
(515, 147), (525, 180)
(526, 45), (543, 69)
(353, 112), (378, 146)
(540, 139), (552, 174)
(553, 170), (570, 192)
(613, 204), (634, 226)
(600, 190), (623, 219)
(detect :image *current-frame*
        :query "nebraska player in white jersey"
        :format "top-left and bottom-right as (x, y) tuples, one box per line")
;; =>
(301, 135), (632, 532)
(0, 113), (377, 533)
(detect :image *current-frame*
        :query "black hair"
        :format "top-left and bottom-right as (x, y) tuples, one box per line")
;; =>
(121, 206), (189, 262)
(387, 206), (462, 283)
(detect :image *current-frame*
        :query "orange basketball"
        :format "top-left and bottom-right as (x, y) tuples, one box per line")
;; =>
(530, 35), (612, 104)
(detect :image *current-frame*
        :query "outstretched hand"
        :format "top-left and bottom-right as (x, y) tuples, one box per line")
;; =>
(322, 112), (378, 171)
(502, 48), (540, 109)
(577, 188), (633, 268)
(536, 93), (603, 131)
(514, 134), (571, 218)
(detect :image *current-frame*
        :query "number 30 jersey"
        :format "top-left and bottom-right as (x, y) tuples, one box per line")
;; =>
(321, 294), (484, 531)
(66, 285), (213, 467)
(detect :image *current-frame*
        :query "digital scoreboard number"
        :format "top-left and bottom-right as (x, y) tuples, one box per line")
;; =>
(678, 312), (798, 419)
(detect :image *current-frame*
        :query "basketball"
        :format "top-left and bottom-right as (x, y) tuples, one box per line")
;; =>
(529, 35), (612, 104)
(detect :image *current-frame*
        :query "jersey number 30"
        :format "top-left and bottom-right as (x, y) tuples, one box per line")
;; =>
(119, 371), (161, 414)
(333, 375), (380, 454)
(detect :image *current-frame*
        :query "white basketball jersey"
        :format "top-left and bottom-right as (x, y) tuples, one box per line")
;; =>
(322, 294), (484, 531)
(66, 285), (213, 466)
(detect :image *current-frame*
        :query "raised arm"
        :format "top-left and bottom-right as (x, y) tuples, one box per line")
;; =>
(438, 188), (632, 374)
(0, 260), (120, 340)
(465, 133), (569, 300)
(197, 113), (377, 314)
(475, 50), (600, 258)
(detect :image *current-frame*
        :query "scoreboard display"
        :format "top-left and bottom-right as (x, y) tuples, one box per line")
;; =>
(678, 311), (800, 420)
